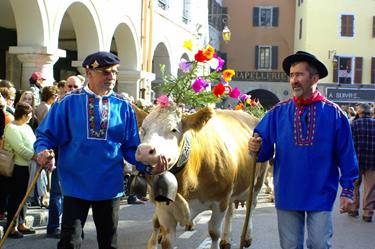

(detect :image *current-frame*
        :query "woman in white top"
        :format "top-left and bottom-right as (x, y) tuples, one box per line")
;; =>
(3, 102), (37, 238)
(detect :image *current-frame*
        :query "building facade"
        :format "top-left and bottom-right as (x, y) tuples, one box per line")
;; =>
(0, 0), (210, 101)
(220, 0), (296, 109)
(219, 0), (375, 108)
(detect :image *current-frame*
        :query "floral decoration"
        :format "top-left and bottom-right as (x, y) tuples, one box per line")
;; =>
(157, 40), (266, 118)
(158, 42), (240, 108)
(234, 94), (266, 118)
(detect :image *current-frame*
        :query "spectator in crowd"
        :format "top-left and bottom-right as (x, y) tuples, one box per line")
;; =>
(3, 102), (37, 238)
(0, 93), (8, 221)
(35, 85), (59, 124)
(64, 76), (83, 95)
(34, 51), (167, 248)
(248, 51), (358, 249)
(349, 103), (375, 223)
(29, 71), (47, 107)
(19, 91), (38, 131)
(0, 84), (16, 115)
(56, 80), (66, 99)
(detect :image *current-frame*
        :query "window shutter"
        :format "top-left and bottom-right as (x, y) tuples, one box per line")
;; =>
(272, 7), (279, 27)
(253, 7), (259, 26)
(271, 46), (278, 69)
(341, 15), (354, 37)
(333, 57), (338, 83)
(299, 18), (303, 40)
(354, 57), (363, 83)
(255, 46), (259, 69)
(373, 16), (375, 37)
(371, 57), (375, 83)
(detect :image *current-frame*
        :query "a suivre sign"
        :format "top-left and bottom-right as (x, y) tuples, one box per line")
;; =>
(233, 71), (288, 82)
(325, 87), (375, 103)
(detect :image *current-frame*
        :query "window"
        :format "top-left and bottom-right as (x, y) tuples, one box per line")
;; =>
(158, 0), (169, 10)
(253, 7), (279, 27)
(299, 18), (303, 40)
(373, 16), (375, 37)
(182, 0), (191, 24)
(255, 45), (278, 70)
(209, 0), (226, 31)
(341, 15), (354, 37)
(371, 58), (375, 83)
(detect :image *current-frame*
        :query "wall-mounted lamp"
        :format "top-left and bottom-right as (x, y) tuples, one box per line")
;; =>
(208, 13), (231, 42)
(328, 50), (338, 63)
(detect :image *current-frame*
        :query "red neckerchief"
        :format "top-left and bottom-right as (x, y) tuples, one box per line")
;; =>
(293, 90), (326, 107)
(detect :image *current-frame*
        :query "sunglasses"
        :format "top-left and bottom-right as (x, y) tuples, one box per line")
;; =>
(67, 85), (79, 89)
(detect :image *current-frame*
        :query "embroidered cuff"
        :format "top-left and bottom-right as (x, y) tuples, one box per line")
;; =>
(340, 188), (354, 200)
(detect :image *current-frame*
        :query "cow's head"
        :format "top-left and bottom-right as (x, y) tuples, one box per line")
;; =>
(135, 103), (214, 170)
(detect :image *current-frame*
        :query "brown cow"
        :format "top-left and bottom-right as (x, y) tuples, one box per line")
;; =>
(135, 103), (268, 249)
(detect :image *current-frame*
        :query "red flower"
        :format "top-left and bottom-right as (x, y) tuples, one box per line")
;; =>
(194, 50), (209, 62)
(213, 83), (226, 97)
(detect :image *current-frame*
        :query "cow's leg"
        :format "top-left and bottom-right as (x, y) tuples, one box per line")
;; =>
(147, 213), (161, 249)
(157, 206), (178, 249)
(208, 202), (227, 249)
(219, 202), (234, 249)
(187, 199), (210, 231)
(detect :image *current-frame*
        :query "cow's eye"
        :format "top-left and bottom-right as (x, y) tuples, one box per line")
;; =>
(171, 128), (180, 133)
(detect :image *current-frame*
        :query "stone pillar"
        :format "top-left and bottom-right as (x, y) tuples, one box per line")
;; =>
(9, 46), (66, 90)
(117, 70), (155, 101)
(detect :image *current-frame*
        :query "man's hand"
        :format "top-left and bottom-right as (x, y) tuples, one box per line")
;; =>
(36, 149), (55, 171)
(339, 196), (353, 214)
(150, 155), (168, 175)
(248, 133), (262, 154)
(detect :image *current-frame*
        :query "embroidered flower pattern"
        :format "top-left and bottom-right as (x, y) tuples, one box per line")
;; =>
(88, 96), (109, 139)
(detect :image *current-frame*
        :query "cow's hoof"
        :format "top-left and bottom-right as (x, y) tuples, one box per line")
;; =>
(185, 223), (195, 231)
(243, 238), (252, 248)
(219, 240), (231, 249)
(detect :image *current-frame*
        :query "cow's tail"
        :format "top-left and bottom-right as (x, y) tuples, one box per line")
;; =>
(239, 137), (258, 249)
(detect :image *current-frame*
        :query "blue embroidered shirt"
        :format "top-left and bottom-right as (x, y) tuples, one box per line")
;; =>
(255, 99), (358, 211)
(34, 87), (146, 201)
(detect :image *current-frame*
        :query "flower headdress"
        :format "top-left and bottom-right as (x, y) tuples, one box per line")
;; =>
(156, 40), (266, 118)
(158, 42), (238, 108)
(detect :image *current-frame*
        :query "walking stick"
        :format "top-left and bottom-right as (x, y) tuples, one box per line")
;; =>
(0, 165), (44, 248)
(240, 134), (259, 249)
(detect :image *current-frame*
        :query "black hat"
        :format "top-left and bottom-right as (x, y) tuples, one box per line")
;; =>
(282, 51), (328, 79)
(82, 51), (120, 69)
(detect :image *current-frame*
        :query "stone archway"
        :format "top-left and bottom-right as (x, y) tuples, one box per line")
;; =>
(247, 89), (280, 109)
(152, 43), (171, 97)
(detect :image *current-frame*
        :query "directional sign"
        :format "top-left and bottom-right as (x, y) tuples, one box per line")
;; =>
(325, 87), (375, 103)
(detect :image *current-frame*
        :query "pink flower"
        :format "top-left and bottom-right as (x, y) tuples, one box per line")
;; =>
(157, 95), (170, 107)
(229, 87), (241, 98)
(192, 78), (208, 93)
(216, 56), (225, 71)
(241, 94), (251, 102)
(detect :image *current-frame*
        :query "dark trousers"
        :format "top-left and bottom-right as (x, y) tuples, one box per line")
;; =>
(47, 168), (63, 232)
(0, 175), (10, 213)
(57, 196), (120, 249)
(6, 165), (29, 228)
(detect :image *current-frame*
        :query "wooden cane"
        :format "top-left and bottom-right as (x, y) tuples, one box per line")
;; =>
(240, 133), (259, 249)
(0, 165), (44, 248)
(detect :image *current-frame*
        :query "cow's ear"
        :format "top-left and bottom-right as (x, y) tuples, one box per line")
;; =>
(182, 107), (215, 131)
(132, 103), (148, 128)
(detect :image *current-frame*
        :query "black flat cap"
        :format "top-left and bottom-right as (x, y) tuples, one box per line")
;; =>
(82, 51), (120, 69)
(282, 51), (328, 79)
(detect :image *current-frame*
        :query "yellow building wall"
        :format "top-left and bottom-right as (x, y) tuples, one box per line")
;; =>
(294, 0), (375, 84)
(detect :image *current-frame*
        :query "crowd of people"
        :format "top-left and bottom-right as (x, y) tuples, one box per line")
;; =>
(0, 50), (374, 249)
(1, 51), (167, 249)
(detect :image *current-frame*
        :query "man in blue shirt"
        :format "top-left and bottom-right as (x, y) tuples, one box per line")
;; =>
(35, 51), (167, 249)
(248, 51), (358, 249)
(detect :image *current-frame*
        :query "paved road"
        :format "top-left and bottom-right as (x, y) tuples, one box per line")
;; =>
(1, 191), (374, 249)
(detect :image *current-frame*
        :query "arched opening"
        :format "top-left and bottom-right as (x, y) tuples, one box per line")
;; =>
(247, 89), (280, 109)
(152, 43), (170, 98)
(0, 0), (18, 87)
(55, 2), (100, 81)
